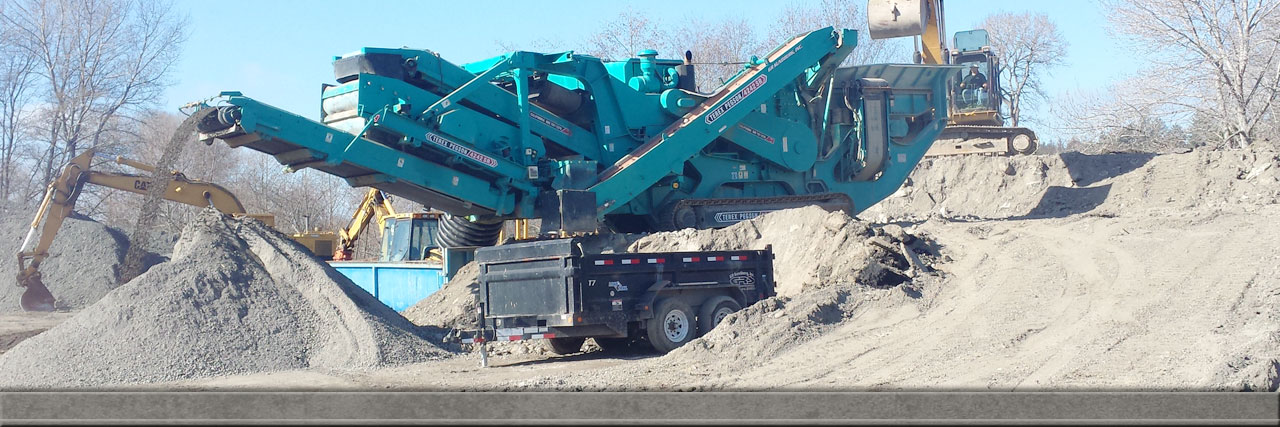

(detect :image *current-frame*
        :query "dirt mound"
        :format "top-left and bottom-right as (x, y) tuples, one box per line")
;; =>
(628, 205), (931, 297)
(865, 147), (1280, 222)
(505, 207), (942, 390)
(0, 209), (449, 388)
(0, 206), (160, 313)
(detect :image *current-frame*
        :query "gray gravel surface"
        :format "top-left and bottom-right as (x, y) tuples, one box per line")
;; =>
(0, 206), (163, 313)
(0, 209), (451, 389)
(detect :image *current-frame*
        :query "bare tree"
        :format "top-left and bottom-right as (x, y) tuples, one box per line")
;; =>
(582, 7), (665, 61)
(1101, 0), (1280, 149)
(663, 17), (761, 90)
(0, 19), (36, 200)
(0, 0), (187, 192)
(763, 0), (908, 66)
(981, 12), (1068, 127)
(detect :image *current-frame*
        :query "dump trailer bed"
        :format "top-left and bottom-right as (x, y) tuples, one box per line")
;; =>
(447, 237), (775, 357)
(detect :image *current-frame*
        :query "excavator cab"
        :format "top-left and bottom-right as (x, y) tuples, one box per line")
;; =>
(379, 213), (443, 262)
(949, 30), (1002, 126)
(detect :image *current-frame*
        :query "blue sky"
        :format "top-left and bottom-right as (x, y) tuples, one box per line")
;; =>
(163, 0), (1139, 144)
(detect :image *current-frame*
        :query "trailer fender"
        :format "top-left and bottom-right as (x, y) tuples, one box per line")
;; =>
(637, 280), (748, 320)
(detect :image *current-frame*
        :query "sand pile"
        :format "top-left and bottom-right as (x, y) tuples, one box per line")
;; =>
(0, 206), (160, 313)
(503, 207), (942, 390)
(0, 209), (449, 388)
(628, 205), (935, 297)
(866, 147), (1280, 221)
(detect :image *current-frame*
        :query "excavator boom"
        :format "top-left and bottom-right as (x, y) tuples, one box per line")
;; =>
(15, 149), (270, 311)
(333, 188), (396, 260)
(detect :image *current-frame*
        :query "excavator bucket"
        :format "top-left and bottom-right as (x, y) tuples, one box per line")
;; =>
(18, 271), (55, 312)
(867, 0), (927, 39)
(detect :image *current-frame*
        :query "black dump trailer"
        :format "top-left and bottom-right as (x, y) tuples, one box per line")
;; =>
(446, 237), (775, 359)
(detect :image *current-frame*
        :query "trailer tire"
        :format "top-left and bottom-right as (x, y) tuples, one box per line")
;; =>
(543, 337), (586, 355)
(697, 296), (741, 336)
(646, 298), (696, 353)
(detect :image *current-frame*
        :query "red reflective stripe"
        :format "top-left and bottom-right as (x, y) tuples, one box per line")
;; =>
(601, 259), (614, 265)
(543, 333), (556, 339)
(631, 259), (640, 264)
(692, 257), (701, 262)
(508, 336), (521, 341)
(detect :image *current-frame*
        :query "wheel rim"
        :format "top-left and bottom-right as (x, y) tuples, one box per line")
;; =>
(664, 309), (690, 342)
(712, 307), (734, 327)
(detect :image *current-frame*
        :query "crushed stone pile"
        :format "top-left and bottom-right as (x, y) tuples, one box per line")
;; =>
(865, 147), (1280, 222)
(0, 205), (161, 313)
(0, 209), (449, 388)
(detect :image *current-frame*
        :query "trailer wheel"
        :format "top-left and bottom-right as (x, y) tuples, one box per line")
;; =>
(646, 298), (696, 353)
(697, 296), (741, 336)
(543, 337), (586, 355)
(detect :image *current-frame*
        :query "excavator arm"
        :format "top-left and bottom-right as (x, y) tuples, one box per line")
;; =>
(868, 0), (948, 65)
(332, 188), (396, 261)
(15, 149), (267, 311)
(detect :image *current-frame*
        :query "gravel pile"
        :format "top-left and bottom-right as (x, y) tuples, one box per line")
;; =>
(0, 209), (450, 388)
(0, 206), (161, 313)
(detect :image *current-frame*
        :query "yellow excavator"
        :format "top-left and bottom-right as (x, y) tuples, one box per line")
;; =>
(14, 149), (280, 311)
(329, 188), (395, 261)
(329, 187), (458, 262)
(868, 0), (1038, 156)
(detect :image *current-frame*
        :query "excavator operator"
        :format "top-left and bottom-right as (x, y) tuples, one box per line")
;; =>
(958, 64), (988, 109)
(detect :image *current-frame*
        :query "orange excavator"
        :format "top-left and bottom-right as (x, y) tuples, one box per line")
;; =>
(15, 149), (275, 311)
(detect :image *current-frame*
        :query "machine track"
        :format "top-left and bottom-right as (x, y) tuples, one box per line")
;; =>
(660, 193), (854, 231)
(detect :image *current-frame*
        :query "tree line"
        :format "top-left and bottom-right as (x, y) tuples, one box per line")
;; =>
(2, 0), (1275, 239)
(0, 0), (359, 237)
